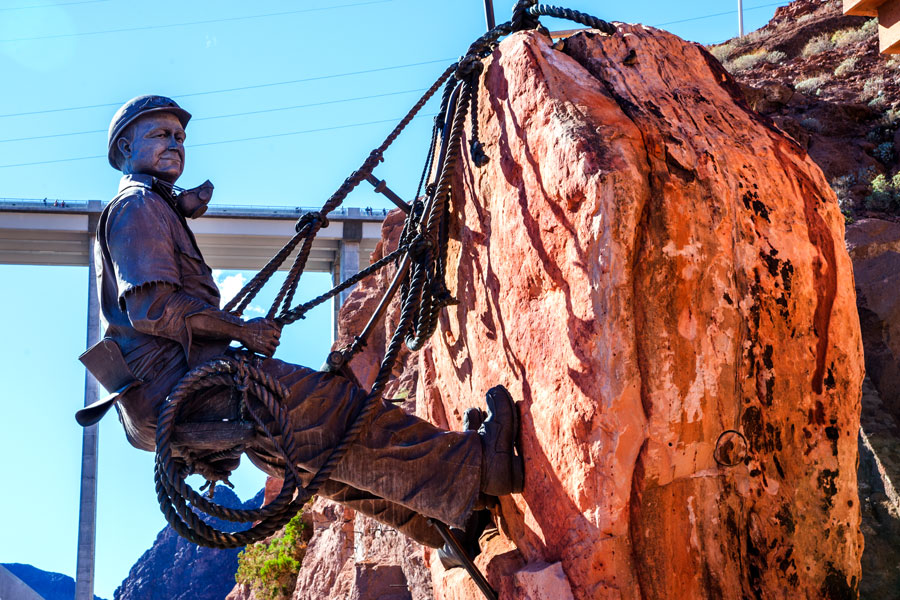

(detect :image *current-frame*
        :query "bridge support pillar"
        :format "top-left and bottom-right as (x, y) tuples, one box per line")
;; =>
(75, 232), (100, 600)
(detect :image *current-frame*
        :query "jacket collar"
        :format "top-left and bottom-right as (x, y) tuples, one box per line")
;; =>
(118, 173), (156, 193)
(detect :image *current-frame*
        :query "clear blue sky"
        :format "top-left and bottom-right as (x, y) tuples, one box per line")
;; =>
(0, 1), (789, 598)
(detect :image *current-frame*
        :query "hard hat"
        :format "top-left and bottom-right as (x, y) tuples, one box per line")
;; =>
(107, 95), (191, 170)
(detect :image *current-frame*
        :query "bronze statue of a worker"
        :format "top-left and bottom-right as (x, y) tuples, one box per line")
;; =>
(77, 95), (523, 550)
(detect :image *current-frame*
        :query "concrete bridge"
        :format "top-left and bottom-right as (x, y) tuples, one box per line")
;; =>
(0, 198), (387, 600)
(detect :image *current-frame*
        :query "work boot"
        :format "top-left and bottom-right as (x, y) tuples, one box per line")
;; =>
(463, 406), (485, 432)
(478, 385), (524, 496)
(437, 406), (492, 570)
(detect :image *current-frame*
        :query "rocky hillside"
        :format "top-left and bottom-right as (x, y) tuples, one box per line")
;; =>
(710, 0), (900, 216)
(115, 487), (263, 600)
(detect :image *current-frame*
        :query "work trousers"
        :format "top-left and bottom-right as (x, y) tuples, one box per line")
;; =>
(242, 357), (482, 548)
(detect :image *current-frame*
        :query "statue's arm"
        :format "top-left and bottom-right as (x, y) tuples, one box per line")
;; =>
(106, 193), (280, 357)
(123, 285), (279, 356)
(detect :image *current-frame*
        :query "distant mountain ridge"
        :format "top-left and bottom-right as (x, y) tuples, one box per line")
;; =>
(114, 486), (263, 600)
(1, 562), (107, 600)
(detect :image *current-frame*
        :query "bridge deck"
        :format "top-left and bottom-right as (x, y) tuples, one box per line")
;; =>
(0, 199), (387, 272)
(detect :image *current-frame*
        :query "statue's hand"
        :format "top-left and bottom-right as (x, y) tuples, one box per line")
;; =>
(241, 318), (282, 357)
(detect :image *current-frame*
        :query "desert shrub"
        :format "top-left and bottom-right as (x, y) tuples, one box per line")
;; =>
(875, 141), (896, 164)
(862, 18), (879, 36)
(883, 108), (900, 125)
(795, 75), (828, 95)
(867, 125), (891, 143)
(726, 51), (768, 72)
(801, 34), (834, 57)
(830, 174), (855, 211)
(733, 28), (767, 48)
(831, 167), (877, 206)
(861, 77), (885, 102)
(236, 511), (309, 600)
(834, 57), (857, 77)
(831, 24), (873, 48)
(766, 50), (787, 64)
(800, 117), (822, 132)
(797, 13), (817, 25)
(709, 42), (734, 63)
(865, 172), (900, 211)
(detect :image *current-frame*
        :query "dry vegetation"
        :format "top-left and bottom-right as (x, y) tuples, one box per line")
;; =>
(705, 0), (900, 218)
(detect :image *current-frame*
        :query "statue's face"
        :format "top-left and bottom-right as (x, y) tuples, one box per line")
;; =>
(118, 112), (186, 183)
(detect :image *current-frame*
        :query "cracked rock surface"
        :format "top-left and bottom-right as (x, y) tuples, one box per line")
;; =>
(419, 26), (864, 600)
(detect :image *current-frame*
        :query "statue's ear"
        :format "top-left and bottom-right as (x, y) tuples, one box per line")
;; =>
(117, 135), (132, 159)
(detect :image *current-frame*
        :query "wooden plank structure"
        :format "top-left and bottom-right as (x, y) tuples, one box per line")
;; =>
(845, 0), (900, 53)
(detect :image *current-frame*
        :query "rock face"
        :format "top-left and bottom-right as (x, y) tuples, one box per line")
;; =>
(845, 219), (900, 599)
(856, 378), (900, 599)
(116, 487), (263, 600)
(416, 26), (863, 599)
(276, 210), (433, 600)
(846, 218), (900, 424)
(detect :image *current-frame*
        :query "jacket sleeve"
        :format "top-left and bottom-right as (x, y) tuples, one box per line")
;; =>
(106, 191), (241, 357)
(105, 191), (182, 298)
(123, 282), (218, 355)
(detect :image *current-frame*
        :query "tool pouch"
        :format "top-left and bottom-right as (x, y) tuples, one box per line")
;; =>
(76, 338), (142, 427)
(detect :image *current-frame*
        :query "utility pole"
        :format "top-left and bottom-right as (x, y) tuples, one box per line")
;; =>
(484, 0), (495, 31)
(738, 0), (744, 37)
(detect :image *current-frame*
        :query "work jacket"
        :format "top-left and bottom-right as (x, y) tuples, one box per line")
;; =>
(81, 174), (236, 450)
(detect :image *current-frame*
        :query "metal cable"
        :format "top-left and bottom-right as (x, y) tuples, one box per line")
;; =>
(278, 242), (410, 325)
(155, 1), (616, 550)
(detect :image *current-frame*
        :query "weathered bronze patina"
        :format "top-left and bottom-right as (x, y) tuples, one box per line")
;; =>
(78, 95), (523, 548)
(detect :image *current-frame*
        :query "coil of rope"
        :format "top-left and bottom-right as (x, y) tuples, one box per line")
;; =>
(154, 0), (617, 550)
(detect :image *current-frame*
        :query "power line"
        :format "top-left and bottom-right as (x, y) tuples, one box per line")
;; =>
(0, 87), (428, 144)
(0, 0), (391, 43)
(0, 0), (110, 11)
(652, 1), (788, 28)
(191, 113), (436, 147)
(0, 113), (437, 169)
(0, 58), (453, 119)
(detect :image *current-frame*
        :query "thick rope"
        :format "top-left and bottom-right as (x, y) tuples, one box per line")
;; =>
(528, 4), (617, 34)
(156, 2), (616, 550)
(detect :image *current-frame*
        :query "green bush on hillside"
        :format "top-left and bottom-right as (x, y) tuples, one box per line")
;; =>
(235, 510), (310, 600)
(866, 172), (900, 211)
(709, 42), (734, 63)
(834, 57), (857, 77)
(831, 20), (876, 48)
(795, 75), (828, 95)
(875, 142), (895, 165)
(801, 34), (834, 57)
(861, 77), (886, 102)
(726, 51), (768, 72)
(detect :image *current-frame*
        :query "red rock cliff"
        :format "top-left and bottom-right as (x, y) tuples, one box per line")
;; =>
(418, 25), (864, 600)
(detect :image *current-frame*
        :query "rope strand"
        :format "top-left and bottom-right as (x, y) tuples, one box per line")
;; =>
(154, 2), (616, 550)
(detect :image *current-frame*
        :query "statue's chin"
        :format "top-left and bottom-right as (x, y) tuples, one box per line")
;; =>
(134, 166), (182, 184)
